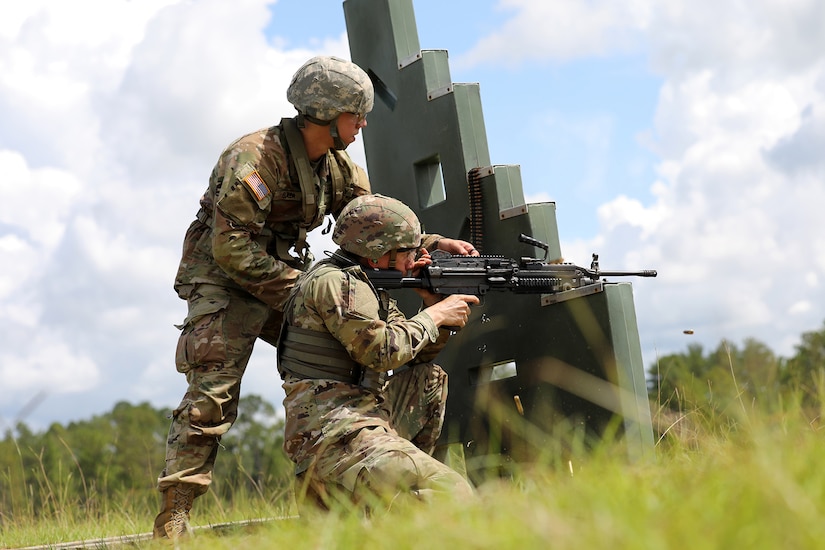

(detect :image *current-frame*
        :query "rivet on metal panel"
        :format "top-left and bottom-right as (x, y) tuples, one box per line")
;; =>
(427, 85), (454, 101)
(499, 205), (528, 220)
(540, 282), (605, 306)
(398, 51), (422, 69)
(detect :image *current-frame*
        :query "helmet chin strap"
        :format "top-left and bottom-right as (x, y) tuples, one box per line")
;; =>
(329, 117), (347, 150)
(297, 111), (348, 149)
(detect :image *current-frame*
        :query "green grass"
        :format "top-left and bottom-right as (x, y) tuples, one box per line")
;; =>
(5, 400), (825, 549)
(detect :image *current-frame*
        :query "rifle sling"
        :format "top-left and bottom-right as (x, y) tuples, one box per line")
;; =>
(280, 117), (321, 259)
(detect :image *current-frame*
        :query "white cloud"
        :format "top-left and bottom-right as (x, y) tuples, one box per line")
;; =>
(467, 0), (825, 360)
(0, 234), (39, 306)
(0, 150), (83, 248)
(646, 0), (825, 80)
(789, 301), (812, 315)
(0, 1), (182, 175)
(595, 194), (664, 238)
(0, 331), (100, 394)
(457, 0), (651, 67)
(0, 0), (356, 427)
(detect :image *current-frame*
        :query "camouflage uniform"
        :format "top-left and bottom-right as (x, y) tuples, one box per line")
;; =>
(157, 122), (372, 496)
(279, 195), (474, 510)
(156, 59), (445, 512)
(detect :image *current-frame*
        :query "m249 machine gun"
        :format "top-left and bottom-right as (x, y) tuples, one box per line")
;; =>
(367, 234), (657, 303)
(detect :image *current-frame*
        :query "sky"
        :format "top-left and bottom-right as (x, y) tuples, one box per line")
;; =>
(2, 0), (824, 432)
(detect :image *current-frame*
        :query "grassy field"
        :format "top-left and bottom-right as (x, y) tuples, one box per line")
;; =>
(4, 399), (825, 549)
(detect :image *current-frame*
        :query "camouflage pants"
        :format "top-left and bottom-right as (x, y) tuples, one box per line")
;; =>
(296, 364), (475, 510)
(156, 283), (283, 495)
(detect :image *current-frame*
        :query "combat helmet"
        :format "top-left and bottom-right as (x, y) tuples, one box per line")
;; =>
(287, 55), (374, 150)
(333, 194), (421, 262)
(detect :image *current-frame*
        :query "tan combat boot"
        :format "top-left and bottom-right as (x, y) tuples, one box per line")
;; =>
(153, 484), (195, 539)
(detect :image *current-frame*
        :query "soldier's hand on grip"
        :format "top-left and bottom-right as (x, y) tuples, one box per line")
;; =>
(423, 294), (479, 329)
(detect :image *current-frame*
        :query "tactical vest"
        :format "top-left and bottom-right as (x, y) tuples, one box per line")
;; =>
(277, 257), (388, 393)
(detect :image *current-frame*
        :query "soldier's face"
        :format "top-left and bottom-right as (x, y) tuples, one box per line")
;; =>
(370, 249), (415, 272)
(392, 249), (416, 272)
(337, 112), (368, 146)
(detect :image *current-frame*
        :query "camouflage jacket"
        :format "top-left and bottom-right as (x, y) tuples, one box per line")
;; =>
(173, 121), (371, 309)
(281, 257), (451, 472)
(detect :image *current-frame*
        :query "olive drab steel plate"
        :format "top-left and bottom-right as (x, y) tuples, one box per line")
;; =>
(344, 0), (653, 481)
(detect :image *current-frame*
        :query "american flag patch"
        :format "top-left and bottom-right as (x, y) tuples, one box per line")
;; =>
(243, 170), (270, 201)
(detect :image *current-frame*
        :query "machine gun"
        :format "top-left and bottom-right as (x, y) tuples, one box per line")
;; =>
(365, 234), (657, 303)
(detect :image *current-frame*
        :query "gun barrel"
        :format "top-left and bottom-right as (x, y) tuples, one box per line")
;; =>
(599, 270), (657, 278)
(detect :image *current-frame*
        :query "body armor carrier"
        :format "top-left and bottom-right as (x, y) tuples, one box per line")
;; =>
(277, 253), (389, 393)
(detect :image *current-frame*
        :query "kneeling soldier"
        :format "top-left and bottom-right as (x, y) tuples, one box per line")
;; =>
(279, 194), (478, 510)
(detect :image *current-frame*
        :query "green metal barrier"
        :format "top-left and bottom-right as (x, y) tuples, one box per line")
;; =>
(344, 0), (653, 480)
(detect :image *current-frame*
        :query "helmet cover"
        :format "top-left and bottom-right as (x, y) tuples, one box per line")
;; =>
(287, 55), (374, 122)
(333, 194), (422, 261)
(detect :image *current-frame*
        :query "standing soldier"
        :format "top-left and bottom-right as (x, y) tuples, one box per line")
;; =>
(279, 194), (478, 511)
(154, 56), (477, 538)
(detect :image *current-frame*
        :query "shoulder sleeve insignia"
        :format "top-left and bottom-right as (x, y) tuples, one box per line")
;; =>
(242, 168), (270, 201)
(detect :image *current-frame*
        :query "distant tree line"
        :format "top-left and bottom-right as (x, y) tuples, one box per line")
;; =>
(648, 319), (825, 423)
(0, 395), (291, 521)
